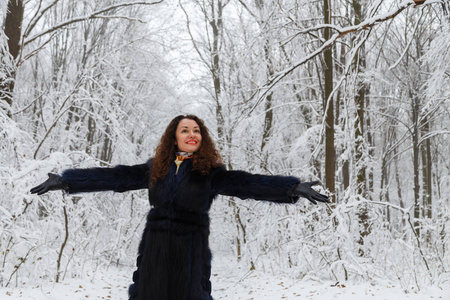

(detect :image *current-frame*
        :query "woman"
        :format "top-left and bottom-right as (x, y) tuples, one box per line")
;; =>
(30, 114), (328, 300)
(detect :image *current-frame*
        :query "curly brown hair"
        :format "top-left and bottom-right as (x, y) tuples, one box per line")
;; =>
(151, 114), (222, 185)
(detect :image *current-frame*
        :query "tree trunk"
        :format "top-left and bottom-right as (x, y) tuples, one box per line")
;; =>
(421, 115), (432, 243)
(394, 145), (406, 231)
(1, 0), (24, 109)
(323, 0), (335, 202)
(210, 0), (225, 148)
(411, 90), (421, 237)
(308, 64), (321, 179)
(337, 43), (349, 193)
(353, 0), (366, 198)
(421, 116), (432, 220)
(86, 103), (96, 156)
(352, 0), (371, 255)
(366, 93), (374, 197)
(380, 152), (390, 228)
(99, 125), (113, 165)
(260, 22), (274, 170)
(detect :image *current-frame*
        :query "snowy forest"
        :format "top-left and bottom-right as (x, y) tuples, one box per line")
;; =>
(1, 0), (449, 298)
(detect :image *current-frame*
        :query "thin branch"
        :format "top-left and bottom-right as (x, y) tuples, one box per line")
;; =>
(310, 28), (373, 160)
(389, 9), (424, 70)
(24, 1), (163, 46)
(418, 130), (450, 143)
(248, 0), (418, 115)
(5, 246), (36, 287)
(406, 212), (431, 273)
(23, 0), (59, 38)
(11, 90), (46, 115)
(236, 0), (257, 19)
(179, 0), (211, 69)
(92, 15), (146, 23)
(56, 197), (69, 283)
(18, 32), (58, 66)
(33, 78), (84, 159)
(362, 199), (432, 274)
(281, 24), (344, 47)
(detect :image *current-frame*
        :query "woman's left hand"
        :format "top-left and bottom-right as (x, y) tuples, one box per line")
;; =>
(290, 181), (329, 205)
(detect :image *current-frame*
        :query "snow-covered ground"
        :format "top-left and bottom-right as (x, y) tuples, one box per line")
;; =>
(1, 256), (448, 300)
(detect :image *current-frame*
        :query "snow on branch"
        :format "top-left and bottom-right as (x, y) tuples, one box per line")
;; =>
(24, 1), (163, 46)
(249, 0), (437, 113)
(23, 0), (59, 39)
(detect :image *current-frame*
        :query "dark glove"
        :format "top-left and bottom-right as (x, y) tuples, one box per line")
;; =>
(289, 181), (329, 205)
(30, 173), (68, 195)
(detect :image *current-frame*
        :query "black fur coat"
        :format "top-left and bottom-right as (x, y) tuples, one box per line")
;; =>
(62, 158), (300, 300)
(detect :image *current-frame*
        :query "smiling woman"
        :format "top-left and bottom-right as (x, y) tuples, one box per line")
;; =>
(30, 114), (329, 300)
(175, 118), (202, 152)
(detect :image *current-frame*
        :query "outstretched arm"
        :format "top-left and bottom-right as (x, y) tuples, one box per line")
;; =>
(30, 160), (151, 195)
(212, 166), (300, 203)
(211, 166), (328, 205)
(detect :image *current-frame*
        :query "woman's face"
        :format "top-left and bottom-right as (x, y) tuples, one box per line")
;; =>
(175, 118), (202, 153)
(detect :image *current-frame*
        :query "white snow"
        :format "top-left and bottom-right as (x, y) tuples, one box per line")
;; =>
(1, 256), (448, 299)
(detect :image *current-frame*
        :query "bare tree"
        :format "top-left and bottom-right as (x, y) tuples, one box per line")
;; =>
(1, 0), (162, 116)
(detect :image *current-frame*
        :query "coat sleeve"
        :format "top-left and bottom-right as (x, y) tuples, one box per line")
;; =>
(211, 165), (300, 204)
(61, 160), (151, 194)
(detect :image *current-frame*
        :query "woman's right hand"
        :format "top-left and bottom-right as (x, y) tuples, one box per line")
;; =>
(30, 173), (68, 195)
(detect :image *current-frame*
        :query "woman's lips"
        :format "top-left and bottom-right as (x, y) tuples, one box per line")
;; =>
(187, 140), (197, 145)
